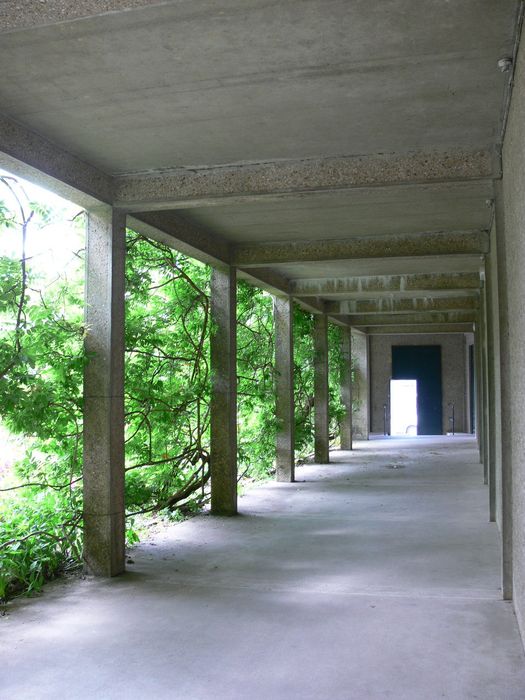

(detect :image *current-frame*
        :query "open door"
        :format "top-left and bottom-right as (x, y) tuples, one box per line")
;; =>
(390, 379), (418, 436)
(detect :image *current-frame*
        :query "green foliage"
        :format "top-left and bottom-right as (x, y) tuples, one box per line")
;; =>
(124, 233), (211, 513)
(0, 491), (82, 600)
(237, 281), (276, 479)
(0, 177), (357, 601)
(328, 324), (346, 441)
(293, 306), (315, 457)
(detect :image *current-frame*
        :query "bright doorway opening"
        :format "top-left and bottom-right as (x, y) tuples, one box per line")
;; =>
(390, 379), (418, 436)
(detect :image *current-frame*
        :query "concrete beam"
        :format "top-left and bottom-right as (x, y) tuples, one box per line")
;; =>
(363, 324), (473, 335)
(237, 267), (291, 298)
(210, 266), (237, 516)
(232, 230), (489, 267)
(114, 149), (493, 211)
(129, 211), (230, 267)
(348, 311), (477, 327)
(0, 114), (113, 208)
(235, 269), (343, 321)
(314, 315), (330, 464)
(290, 272), (482, 297)
(326, 296), (478, 315)
(274, 296), (295, 482)
(83, 207), (126, 577)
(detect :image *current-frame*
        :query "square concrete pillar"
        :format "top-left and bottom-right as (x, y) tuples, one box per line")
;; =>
(274, 296), (295, 482)
(480, 288), (491, 487)
(340, 326), (353, 450)
(314, 314), (330, 464)
(351, 329), (370, 440)
(485, 231), (503, 527)
(481, 278), (496, 522)
(474, 324), (485, 469)
(83, 207), (126, 577)
(210, 266), (237, 515)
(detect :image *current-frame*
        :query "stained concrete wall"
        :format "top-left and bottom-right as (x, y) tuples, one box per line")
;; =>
(501, 27), (525, 639)
(369, 334), (468, 435)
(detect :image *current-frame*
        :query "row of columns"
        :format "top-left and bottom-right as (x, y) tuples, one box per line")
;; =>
(82, 210), (358, 575)
(475, 184), (513, 601)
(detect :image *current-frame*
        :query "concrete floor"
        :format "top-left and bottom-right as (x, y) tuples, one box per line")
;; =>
(2, 436), (525, 699)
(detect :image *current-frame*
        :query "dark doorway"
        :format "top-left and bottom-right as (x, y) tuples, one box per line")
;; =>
(392, 345), (442, 435)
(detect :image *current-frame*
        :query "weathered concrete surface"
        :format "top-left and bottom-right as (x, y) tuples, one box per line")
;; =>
(210, 267), (237, 515)
(129, 211), (231, 267)
(0, 2), (513, 172)
(232, 230), (489, 267)
(369, 333), (468, 436)
(313, 315), (329, 464)
(501, 23), (525, 630)
(351, 330), (369, 440)
(0, 114), (113, 208)
(114, 149), (493, 210)
(2, 437), (525, 699)
(291, 272), (481, 297)
(0, 0), (163, 33)
(348, 310), (476, 327)
(274, 296), (295, 482)
(363, 323), (474, 335)
(326, 295), (479, 315)
(83, 208), (126, 577)
(179, 179), (495, 245)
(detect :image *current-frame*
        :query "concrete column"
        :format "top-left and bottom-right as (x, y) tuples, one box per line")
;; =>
(210, 266), (237, 515)
(494, 182), (513, 600)
(483, 272), (497, 523)
(340, 326), (353, 450)
(351, 329), (370, 439)
(83, 207), (126, 577)
(480, 286), (491, 487)
(274, 296), (295, 482)
(474, 324), (484, 469)
(486, 220), (503, 528)
(314, 314), (330, 463)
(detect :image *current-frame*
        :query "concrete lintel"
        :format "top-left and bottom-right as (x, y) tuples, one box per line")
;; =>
(232, 230), (489, 267)
(114, 149), (493, 211)
(129, 211), (230, 266)
(295, 296), (327, 316)
(362, 323), (473, 335)
(326, 296), (479, 315)
(290, 272), (482, 297)
(0, 114), (113, 208)
(237, 267), (291, 298)
(348, 311), (476, 326)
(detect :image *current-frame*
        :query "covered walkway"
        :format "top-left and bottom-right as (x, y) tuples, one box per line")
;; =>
(3, 436), (525, 699)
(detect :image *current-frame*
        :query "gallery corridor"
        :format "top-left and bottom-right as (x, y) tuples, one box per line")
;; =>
(2, 436), (525, 699)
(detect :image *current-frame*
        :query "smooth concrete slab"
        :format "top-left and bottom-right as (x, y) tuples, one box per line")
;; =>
(2, 436), (525, 699)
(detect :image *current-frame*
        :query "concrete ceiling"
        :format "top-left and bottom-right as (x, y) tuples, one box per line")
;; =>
(0, 0), (520, 331)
